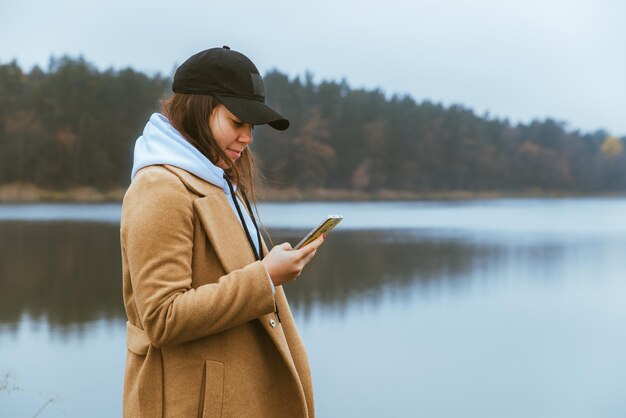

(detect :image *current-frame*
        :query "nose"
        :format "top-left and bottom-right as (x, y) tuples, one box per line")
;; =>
(239, 124), (254, 144)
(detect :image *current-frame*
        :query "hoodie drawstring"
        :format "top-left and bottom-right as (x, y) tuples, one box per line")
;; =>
(223, 174), (281, 323)
(223, 174), (262, 261)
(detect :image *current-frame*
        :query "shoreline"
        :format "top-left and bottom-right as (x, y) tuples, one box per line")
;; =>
(1, 183), (625, 203)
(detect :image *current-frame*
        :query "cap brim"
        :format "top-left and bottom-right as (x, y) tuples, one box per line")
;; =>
(216, 95), (290, 131)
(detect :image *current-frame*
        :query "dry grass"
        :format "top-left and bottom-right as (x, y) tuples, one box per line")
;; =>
(0, 183), (126, 203)
(1, 183), (623, 203)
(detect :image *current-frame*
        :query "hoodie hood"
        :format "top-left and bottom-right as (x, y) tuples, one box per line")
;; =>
(130, 113), (265, 260)
(131, 113), (234, 194)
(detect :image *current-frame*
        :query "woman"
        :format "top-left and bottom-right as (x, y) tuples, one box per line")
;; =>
(121, 46), (323, 418)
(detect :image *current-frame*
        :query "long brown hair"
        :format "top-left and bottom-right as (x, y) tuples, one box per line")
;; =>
(160, 93), (263, 204)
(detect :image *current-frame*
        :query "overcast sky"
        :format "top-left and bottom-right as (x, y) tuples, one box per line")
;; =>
(2, 0), (624, 136)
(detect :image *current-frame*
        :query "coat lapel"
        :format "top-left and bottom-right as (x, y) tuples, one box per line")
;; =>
(193, 194), (258, 273)
(189, 180), (307, 408)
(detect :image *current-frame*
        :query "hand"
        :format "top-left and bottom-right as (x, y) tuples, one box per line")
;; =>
(261, 234), (325, 287)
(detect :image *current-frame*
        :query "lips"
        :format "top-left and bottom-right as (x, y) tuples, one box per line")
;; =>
(227, 148), (242, 159)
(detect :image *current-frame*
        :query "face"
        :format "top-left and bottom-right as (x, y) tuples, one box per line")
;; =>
(209, 104), (254, 169)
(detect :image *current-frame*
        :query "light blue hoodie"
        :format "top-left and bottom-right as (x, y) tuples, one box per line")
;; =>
(131, 112), (262, 258)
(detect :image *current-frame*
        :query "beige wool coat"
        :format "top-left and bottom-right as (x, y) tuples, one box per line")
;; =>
(120, 164), (314, 418)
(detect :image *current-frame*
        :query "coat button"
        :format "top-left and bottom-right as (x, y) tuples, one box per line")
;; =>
(269, 319), (276, 327)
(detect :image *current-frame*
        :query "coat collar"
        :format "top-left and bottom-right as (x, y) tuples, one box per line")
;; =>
(163, 164), (222, 197)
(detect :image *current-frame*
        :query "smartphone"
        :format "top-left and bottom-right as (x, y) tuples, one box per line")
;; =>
(294, 215), (343, 250)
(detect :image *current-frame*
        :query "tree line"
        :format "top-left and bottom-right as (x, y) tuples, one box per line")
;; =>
(0, 56), (624, 194)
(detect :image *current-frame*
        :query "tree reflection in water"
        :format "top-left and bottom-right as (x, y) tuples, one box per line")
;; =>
(279, 229), (567, 319)
(0, 222), (565, 331)
(0, 222), (124, 332)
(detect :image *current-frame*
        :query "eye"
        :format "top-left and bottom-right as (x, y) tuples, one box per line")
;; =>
(232, 119), (254, 131)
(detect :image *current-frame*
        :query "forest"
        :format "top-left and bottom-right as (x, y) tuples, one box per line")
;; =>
(0, 56), (624, 199)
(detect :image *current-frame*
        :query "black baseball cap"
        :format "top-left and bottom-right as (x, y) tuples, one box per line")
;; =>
(172, 46), (289, 130)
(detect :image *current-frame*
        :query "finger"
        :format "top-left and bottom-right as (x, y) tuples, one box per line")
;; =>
(301, 249), (317, 265)
(298, 235), (325, 256)
(279, 242), (293, 251)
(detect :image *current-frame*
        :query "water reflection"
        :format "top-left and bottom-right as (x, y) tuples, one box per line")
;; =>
(0, 222), (572, 330)
(0, 222), (124, 331)
(275, 229), (571, 317)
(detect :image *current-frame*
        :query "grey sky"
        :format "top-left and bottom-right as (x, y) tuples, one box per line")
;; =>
(2, 0), (624, 136)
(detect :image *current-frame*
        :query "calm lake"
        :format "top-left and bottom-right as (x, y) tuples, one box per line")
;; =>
(1, 198), (625, 417)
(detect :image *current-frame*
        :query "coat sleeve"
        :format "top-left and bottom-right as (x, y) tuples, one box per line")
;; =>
(121, 167), (276, 348)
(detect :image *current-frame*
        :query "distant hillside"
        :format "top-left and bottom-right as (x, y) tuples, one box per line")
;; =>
(0, 56), (624, 200)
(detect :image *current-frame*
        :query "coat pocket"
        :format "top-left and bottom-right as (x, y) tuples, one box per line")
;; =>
(200, 360), (225, 418)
